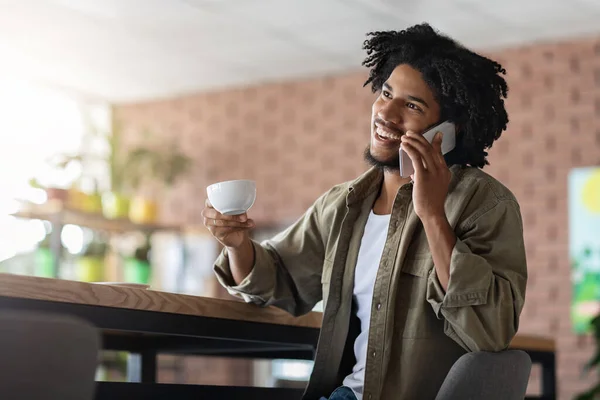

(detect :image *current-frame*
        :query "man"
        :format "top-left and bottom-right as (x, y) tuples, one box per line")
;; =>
(203, 23), (527, 400)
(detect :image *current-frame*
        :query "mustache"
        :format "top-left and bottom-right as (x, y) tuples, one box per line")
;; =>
(374, 118), (404, 135)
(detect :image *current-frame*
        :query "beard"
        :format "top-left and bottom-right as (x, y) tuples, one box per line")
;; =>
(363, 144), (400, 172)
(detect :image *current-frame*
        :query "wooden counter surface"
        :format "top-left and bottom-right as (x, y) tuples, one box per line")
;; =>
(0, 273), (554, 352)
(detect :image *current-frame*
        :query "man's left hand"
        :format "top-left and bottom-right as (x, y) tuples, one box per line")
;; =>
(400, 130), (451, 221)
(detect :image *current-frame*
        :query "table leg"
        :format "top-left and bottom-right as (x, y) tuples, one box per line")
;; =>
(141, 350), (157, 383)
(540, 352), (556, 400)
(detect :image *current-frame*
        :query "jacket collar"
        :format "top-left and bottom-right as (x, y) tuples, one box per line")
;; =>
(346, 167), (383, 206)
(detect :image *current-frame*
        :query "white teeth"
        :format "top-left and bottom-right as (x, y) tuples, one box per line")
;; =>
(376, 127), (401, 140)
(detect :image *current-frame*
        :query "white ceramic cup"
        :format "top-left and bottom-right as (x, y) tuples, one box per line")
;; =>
(206, 180), (256, 216)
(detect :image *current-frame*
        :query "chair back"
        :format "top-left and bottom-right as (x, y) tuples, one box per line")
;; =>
(435, 350), (532, 400)
(0, 311), (100, 400)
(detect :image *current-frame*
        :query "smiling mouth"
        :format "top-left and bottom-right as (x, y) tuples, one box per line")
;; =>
(375, 123), (403, 142)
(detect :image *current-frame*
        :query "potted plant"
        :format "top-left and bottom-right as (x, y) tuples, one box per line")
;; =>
(41, 143), (104, 214)
(123, 132), (192, 224)
(76, 235), (108, 282)
(123, 237), (152, 284)
(52, 113), (136, 219)
(82, 179), (103, 214)
(80, 115), (191, 222)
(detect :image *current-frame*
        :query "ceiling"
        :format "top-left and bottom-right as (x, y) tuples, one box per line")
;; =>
(1, 0), (599, 103)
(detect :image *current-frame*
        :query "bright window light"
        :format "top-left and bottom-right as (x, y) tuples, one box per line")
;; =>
(271, 359), (314, 381)
(0, 77), (108, 268)
(61, 224), (85, 255)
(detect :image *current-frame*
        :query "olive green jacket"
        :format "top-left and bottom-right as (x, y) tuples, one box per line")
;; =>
(214, 165), (527, 400)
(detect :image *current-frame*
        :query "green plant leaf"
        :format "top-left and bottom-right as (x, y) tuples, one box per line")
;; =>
(584, 349), (600, 372)
(575, 382), (600, 400)
(577, 313), (600, 399)
(591, 315), (600, 340)
(29, 178), (44, 189)
(118, 138), (192, 192)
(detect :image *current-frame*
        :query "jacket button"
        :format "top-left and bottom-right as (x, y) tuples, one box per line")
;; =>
(372, 351), (376, 357)
(368, 394), (372, 400)
(376, 303), (381, 310)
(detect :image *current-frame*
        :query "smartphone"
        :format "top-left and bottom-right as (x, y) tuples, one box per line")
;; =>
(399, 120), (456, 178)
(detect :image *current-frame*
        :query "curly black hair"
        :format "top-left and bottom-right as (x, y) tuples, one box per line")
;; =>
(362, 23), (509, 168)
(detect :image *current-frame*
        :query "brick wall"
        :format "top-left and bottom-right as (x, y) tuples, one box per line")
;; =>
(115, 34), (600, 399)
(484, 37), (600, 399)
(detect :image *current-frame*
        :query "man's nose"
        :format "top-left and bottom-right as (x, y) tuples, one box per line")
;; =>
(377, 100), (403, 126)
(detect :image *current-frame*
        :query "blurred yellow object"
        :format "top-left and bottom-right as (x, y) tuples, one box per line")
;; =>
(582, 170), (600, 214)
(129, 197), (158, 224)
(102, 192), (130, 219)
(83, 193), (103, 214)
(67, 188), (87, 210)
(76, 256), (104, 282)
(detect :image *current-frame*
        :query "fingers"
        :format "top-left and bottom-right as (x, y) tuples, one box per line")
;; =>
(400, 141), (426, 174)
(401, 131), (443, 170)
(202, 198), (255, 246)
(203, 217), (255, 229)
(401, 132), (436, 171)
(209, 226), (250, 242)
(432, 132), (446, 165)
(202, 206), (248, 222)
(212, 226), (240, 239)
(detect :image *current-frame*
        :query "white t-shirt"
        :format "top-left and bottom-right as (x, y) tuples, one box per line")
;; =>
(342, 211), (391, 400)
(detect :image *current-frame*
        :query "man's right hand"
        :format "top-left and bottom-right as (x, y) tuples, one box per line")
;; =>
(202, 199), (255, 249)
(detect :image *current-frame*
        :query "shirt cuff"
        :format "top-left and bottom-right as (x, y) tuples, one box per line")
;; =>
(213, 241), (275, 304)
(427, 237), (493, 316)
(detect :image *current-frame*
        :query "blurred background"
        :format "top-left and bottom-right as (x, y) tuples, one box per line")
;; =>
(0, 0), (599, 398)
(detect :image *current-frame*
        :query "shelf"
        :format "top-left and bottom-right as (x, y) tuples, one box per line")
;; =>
(12, 201), (181, 234)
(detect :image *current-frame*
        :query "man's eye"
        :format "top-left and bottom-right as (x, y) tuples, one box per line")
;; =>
(407, 103), (422, 112)
(382, 90), (392, 99)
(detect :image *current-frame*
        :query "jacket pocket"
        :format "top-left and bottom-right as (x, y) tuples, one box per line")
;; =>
(401, 255), (433, 277)
(396, 257), (441, 339)
(398, 257), (432, 309)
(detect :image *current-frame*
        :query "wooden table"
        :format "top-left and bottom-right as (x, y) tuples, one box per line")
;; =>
(0, 274), (555, 400)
